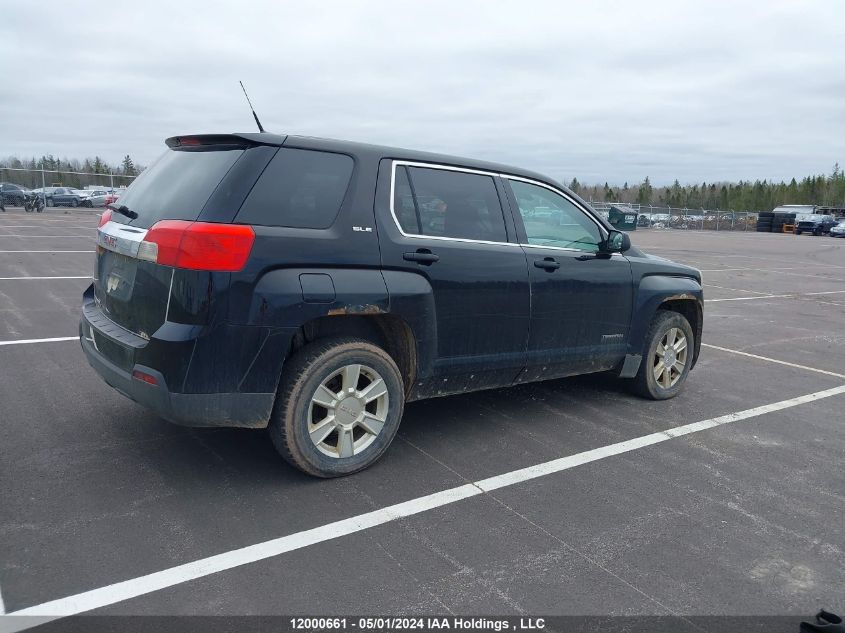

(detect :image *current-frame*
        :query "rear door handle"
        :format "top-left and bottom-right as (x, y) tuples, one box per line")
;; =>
(534, 257), (560, 270)
(404, 249), (439, 264)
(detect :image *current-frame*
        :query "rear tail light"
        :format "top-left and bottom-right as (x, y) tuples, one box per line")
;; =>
(98, 209), (113, 227)
(138, 221), (255, 272)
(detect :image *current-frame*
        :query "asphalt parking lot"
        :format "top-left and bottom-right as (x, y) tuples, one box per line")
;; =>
(1, 208), (843, 627)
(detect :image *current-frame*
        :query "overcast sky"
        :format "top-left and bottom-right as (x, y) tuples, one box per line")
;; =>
(1, 0), (843, 185)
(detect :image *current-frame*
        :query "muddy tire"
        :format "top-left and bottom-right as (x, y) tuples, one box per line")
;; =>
(631, 310), (694, 400)
(269, 337), (405, 477)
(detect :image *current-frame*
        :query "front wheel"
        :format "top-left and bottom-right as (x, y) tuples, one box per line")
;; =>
(631, 310), (694, 400)
(269, 337), (405, 477)
(71, 199), (79, 208)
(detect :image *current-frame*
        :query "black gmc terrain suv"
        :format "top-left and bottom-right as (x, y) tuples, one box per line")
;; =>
(81, 133), (703, 477)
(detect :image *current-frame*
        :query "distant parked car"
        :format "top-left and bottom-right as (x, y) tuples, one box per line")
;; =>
(52, 188), (90, 207)
(81, 190), (109, 207)
(795, 214), (837, 235)
(31, 186), (66, 207)
(0, 182), (30, 206)
(103, 192), (120, 206)
(830, 219), (845, 238)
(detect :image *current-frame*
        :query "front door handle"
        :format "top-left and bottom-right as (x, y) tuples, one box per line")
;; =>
(404, 249), (439, 265)
(534, 257), (560, 270)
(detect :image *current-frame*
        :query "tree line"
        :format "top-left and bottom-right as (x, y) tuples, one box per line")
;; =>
(568, 163), (845, 211)
(0, 155), (142, 190)
(3, 154), (844, 212)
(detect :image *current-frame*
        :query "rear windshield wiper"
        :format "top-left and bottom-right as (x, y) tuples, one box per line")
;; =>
(107, 204), (138, 220)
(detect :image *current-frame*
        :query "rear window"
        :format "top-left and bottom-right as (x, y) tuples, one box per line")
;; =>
(110, 148), (244, 228)
(235, 148), (354, 228)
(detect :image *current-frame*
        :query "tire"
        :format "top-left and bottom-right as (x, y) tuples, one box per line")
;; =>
(269, 337), (405, 477)
(71, 199), (79, 208)
(795, 230), (802, 235)
(82, 200), (92, 208)
(46, 198), (53, 207)
(631, 310), (694, 400)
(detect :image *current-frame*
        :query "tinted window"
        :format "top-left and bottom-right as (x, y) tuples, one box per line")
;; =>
(237, 148), (353, 228)
(112, 148), (244, 229)
(392, 166), (420, 233)
(509, 179), (602, 252)
(404, 166), (507, 242)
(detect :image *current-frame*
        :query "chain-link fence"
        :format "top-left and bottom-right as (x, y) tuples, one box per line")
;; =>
(0, 167), (137, 208)
(589, 202), (760, 231)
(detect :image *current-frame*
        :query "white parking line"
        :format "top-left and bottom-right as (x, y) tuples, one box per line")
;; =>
(0, 277), (91, 281)
(705, 290), (845, 303)
(701, 343), (845, 379)
(698, 267), (800, 273)
(4, 384), (844, 623)
(703, 283), (771, 296)
(0, 226), (93, 230)
(705, 294), (793, 302)
(0, 337), (78, 347)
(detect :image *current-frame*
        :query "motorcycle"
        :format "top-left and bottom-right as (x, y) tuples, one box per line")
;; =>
(24, 192), (45, 213)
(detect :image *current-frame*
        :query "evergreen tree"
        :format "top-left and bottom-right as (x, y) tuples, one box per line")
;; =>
(636, 176), (653, 205)
(121, 155), (136, 176)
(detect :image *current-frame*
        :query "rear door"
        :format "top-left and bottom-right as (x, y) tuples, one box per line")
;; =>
(503, 176), (633, 381)
(376, 161), (530, 393)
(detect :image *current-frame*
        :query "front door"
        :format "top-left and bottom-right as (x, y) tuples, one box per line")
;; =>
(376, 161), (530, 396)
(503, 177), (633, 382)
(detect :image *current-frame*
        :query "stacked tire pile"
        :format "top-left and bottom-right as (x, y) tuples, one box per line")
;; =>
(756, 212), (796, 233)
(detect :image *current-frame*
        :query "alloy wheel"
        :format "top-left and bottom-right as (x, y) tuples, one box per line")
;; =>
(653, 327), (688, 389)
(308, 363), (389, 458)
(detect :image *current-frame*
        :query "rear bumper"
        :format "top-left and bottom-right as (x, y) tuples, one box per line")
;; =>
(79, 286), (287, 429)
(80, 331), (274, 428)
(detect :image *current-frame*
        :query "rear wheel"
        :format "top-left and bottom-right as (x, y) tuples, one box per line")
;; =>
(631, 310), (694, 400)
(269, 337), (405, 477)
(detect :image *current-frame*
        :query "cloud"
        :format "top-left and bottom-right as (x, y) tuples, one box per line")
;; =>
(1, 0), (842, 185)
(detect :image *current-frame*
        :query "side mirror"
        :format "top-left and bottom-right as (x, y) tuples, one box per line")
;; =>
(602, 229), (631, 254)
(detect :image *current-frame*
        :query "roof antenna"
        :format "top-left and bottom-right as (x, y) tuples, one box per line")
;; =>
(239, 81), (266, 133)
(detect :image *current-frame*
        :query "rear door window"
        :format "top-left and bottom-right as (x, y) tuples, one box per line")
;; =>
(403, 166), (507, 242)
(111, 148), (244, 228)
(236, 148), (354, 228)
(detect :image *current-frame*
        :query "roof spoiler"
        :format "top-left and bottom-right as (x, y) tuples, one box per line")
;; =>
(165, 133), (287, 149)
